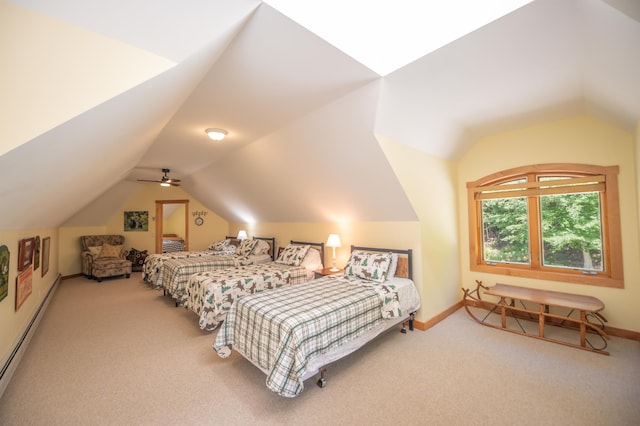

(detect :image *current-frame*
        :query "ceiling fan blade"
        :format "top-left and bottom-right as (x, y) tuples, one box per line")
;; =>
(137, 168), (181, 185)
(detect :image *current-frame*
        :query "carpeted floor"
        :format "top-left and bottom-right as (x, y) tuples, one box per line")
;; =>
(0, 273), (638, 425)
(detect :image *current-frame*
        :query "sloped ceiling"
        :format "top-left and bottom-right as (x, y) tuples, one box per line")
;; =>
(376, 0), (640, 159)
(1, 0), (639, 230)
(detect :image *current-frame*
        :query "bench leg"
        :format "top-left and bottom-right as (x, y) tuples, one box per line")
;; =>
(580, 311), (586, 348)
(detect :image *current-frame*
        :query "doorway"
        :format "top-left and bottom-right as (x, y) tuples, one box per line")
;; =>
(155, 199), (189, 254)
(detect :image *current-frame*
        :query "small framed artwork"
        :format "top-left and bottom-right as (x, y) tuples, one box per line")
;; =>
(18, 238), (35, 272)
(124, 211), (149, 232)
(41, 237), (51, 278)
(33, 235), (41, 271)
(0, 245), (9, 303)
(16, 266), (33, 311)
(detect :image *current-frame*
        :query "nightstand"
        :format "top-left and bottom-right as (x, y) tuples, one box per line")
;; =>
(314, 268), (344, 279)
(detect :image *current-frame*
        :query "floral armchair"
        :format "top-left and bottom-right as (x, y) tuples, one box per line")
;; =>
(80, 235), (132, 282)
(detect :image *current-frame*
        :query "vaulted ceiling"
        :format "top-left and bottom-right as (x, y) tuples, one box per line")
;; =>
(1, 0), (639, 230)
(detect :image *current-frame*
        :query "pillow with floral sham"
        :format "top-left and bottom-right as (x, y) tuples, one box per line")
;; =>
(88, 246), (102, 257)
(237, 239), (258, 257)
(219, 244), (237, 255)
(97, 244), (122, 259)
(208, 239), (230, 251)
(276, 244), (310, 266)
(344, 250), (392, 283)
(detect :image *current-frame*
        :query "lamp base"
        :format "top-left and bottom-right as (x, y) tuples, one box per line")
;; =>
(329, 267), (340, 272)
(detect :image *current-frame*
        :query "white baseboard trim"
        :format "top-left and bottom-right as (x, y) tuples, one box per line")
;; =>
(0, 273), (61, 399)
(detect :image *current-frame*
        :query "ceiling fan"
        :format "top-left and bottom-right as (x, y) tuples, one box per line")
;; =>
(137, 168), (181, 187)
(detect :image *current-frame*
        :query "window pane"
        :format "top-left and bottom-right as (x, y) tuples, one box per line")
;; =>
(481, 197), (530, 264)
(540, 192), (603, 271)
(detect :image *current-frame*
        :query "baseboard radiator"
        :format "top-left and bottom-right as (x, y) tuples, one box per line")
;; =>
(0, 273), (61, 399)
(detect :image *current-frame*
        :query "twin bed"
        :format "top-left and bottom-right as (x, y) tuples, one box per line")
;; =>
(142, 239), (420, 398)
(184, 241), (324, 331)
(144, 237), (275, 303)
(161, 234), (186, 253)
(213, 246), (420, 397)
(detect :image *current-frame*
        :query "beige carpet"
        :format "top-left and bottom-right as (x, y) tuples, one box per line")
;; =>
(0, 274), (638, 425)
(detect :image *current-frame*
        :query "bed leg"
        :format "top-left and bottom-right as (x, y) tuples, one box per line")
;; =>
(401, 313), (416, 334)
(316, 368), (327, 388)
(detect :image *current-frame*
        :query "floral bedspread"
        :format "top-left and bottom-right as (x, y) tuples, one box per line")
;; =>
(159, 255), (263, 303)
(185, 263), (310, 331)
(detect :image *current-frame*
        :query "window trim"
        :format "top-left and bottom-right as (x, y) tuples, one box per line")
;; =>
(467, 163), (623, 288)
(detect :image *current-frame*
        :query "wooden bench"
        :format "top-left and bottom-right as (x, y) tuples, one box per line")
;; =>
(462, 281), (609, 355)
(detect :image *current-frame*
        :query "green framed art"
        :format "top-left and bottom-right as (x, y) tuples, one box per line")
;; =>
(124, 211), (149, 232)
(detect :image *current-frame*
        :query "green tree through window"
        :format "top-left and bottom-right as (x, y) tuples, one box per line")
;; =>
(482, 197), (529, 264)
(467, 164), (623, 288)
(541, 192), (602, 270)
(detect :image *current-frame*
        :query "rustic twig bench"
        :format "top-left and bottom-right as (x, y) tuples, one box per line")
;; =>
(462, 281), (609, 355)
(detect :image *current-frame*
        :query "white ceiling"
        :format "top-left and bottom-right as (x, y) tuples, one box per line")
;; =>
(264, 0), (535, 76)
(1, 0), (639, 230)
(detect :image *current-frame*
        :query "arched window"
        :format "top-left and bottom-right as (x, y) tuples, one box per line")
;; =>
(467, 164), (623, 288)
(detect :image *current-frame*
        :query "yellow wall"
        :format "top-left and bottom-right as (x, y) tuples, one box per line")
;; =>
(376, 136), (461, 321)
(164, 205), (186, 236)
(0, 227), (59, 369)
(58, 226), (106, 276)
(458, 115), (640, 331)
(58, 185), (229, 276)
(636, 119), (640, 240)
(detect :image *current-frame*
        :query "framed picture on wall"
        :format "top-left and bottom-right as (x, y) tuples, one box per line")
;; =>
(16, 265), (33, 311)
(124, 211), (149, 232)
(17, 238), (35, 272)
(0, 245), (9, 303)
(33, 235), (40, 270)
(41, 237), (51, 277)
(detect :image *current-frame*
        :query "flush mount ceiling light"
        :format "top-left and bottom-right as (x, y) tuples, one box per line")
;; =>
(205, 128), (227, 141)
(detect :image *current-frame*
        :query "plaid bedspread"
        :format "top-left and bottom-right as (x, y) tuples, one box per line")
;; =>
(162, 240), (185, 253)
(185, 263), (310, 331)
(143, 250), (217, 284)
(213, 275), (401, 397)
(159, 255), (262, 303)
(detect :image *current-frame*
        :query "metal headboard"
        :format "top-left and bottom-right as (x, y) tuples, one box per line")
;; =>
(350, 245), (413, 280)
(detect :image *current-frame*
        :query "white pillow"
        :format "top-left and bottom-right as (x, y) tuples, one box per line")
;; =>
(387, 252), (399, 279)
(300, 247), (322, 271)
(252, 239), (271, 256)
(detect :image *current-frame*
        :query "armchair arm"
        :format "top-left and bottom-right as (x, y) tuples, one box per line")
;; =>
(81, 251), (95, 262)
(81, 251), (95, 276)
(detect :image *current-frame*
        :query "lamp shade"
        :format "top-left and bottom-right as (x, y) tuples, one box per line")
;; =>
(237, 230), (248, 240)
(326, 234), (341, 248)
(205, 128), (227, 141)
